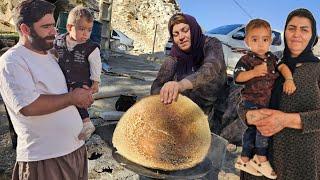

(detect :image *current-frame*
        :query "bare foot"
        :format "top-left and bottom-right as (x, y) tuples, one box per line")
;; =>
(256, 155), (267, 163)
(241, 156), (250, 163)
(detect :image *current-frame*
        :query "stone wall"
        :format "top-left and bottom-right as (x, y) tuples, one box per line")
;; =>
(111, 0), (180, 54)
(0, 0), (18, 32)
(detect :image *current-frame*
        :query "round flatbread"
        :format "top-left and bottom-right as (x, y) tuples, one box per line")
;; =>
(112, 95), (211, 171)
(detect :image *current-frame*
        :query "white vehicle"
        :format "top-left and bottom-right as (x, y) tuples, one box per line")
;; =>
(205, 24), (284, 75)
(110, 29), (134, 51)
(164, 24), (284, 76)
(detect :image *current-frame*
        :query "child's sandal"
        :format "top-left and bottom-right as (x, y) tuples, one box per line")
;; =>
(235, 157), (263, 176)
(249, 155), (277, 179)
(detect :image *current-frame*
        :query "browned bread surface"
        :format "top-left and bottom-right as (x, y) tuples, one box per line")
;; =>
(112, 95), (211, 171)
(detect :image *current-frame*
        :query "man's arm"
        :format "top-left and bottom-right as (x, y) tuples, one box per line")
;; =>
(0, 58), (93, 117)
(20, 87), (93, 116)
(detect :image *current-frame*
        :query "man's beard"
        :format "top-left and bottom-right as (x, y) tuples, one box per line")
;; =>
(29, 28), (55, 51)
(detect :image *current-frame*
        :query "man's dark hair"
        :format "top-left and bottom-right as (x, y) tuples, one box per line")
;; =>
(13, 0), (55, 32)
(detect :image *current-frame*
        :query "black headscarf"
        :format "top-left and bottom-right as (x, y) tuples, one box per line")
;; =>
(169, 13), (206, 81)
(270, 8), (320, 109)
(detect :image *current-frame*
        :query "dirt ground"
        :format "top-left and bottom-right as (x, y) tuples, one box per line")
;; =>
(0, 101), (16, 180)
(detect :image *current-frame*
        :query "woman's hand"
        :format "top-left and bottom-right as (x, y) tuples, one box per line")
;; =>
(160, 81), (181, 104)
(248, 109), (287, 137)
(160, 79), (193, 104)
(246, 109), (269, 125)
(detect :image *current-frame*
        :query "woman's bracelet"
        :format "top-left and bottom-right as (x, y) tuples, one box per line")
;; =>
(285, 78), (294, 81)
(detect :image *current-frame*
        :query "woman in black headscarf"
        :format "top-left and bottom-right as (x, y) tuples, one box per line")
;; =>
(151, 13), (227, 131)
(240, 8), (320, 180)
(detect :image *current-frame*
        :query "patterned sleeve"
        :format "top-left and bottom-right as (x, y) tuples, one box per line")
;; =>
(300, 110), (320, 134)
(150, 56), (177, 95)
(300, 66), (320, 134)
(184, 37), (226, 89)
(233, 56), (249, 84)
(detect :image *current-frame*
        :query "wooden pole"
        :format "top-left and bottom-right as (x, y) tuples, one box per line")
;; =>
(152, 24), (158, 55)
(99, 0), (113, 50)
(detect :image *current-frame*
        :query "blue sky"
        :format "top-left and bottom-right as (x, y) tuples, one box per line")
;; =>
(176, 0), (320, 34)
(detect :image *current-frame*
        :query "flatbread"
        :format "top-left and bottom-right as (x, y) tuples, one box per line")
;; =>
(112, 95), (211, 171)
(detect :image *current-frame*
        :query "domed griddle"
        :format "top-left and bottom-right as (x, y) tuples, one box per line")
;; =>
(112, 149), (213, 179)
(112, 95), (212, 171)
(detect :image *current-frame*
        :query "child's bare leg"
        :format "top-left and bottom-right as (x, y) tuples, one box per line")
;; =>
(256, 155), (267, 162)
(78, 117), (95, 140)
(241, 156), (250, 162)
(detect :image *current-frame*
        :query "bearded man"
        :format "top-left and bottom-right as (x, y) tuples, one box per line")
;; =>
(0, 0), (94, 179)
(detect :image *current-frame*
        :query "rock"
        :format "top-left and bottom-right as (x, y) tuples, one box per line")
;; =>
(111, 0), (180, 54)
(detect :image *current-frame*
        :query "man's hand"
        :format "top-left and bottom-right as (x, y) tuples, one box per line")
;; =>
(69, 86), (93, 108)
(252, 62), (268, 77)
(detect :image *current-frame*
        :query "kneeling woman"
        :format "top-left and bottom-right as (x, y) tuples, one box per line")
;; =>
(151, 13), (227, 131)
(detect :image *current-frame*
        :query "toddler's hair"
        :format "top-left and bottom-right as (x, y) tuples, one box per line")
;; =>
(67, 5), (93, 25)
(245, 19), (271, 36)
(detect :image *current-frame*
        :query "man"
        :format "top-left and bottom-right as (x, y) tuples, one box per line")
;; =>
(0, 0), (93, 179)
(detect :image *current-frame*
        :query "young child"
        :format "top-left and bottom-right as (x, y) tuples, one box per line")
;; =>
(54, 6), (102, 140)
(234, 19), (296, 179)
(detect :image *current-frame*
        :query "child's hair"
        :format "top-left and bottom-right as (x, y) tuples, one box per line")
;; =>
(245, 19), (271, 36)
(67, 5), (93, 25)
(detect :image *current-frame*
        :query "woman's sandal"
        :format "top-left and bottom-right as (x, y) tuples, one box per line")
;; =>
(235, 157), (263, 176)
(249, 155), (277, 179)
